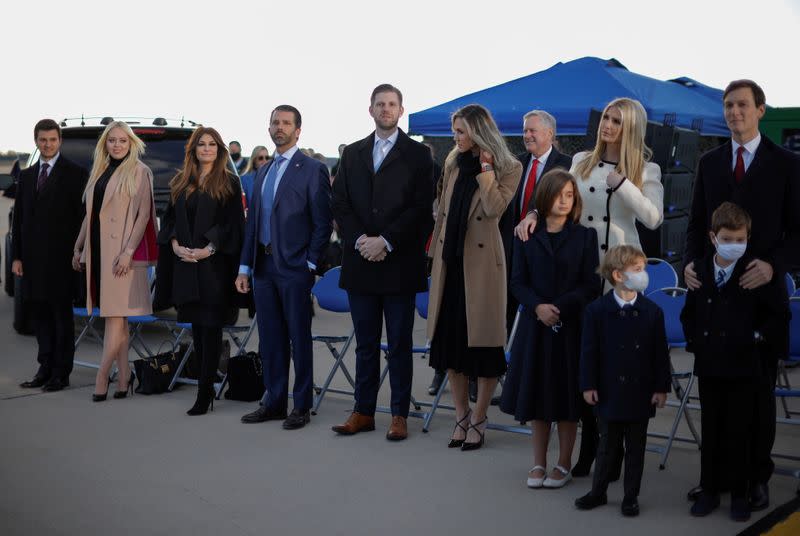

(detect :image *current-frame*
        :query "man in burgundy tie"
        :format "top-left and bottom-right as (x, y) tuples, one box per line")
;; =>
(684, 80), (800, 512)
(12, 119), (89, 391)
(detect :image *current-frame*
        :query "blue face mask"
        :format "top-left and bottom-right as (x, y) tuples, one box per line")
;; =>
(714, 237), (747, 262)
(623, 271), (649, 293)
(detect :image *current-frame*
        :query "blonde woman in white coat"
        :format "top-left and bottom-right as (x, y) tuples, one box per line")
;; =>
(515, 97), (663, 261)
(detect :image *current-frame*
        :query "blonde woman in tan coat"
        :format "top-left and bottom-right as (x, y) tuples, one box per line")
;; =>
(73, 121), (158, 401)
(427, 104), (522, 450)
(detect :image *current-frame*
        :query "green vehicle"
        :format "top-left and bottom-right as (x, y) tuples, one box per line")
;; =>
(761, 107), (800, 155)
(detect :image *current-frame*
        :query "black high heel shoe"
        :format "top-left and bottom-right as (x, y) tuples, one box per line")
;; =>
(187, 385), (215, 416)
(461, 416), (487, 451)
(92, 391), (108, 402)
(448, 410), (472, 448)
(113, 371), (136, 399)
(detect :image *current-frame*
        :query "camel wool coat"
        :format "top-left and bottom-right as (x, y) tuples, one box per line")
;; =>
(75, 160), (156, 317)
(427, 158), (522, 347)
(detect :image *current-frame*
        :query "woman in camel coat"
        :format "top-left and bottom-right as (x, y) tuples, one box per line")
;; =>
(73, 121), (157, 401)
(427, 104), (522, 451)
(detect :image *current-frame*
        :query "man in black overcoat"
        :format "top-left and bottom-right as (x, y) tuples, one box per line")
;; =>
(13, 119), (89, 391)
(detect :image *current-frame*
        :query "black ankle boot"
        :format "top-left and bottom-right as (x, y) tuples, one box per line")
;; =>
(187, 385), (215, 416)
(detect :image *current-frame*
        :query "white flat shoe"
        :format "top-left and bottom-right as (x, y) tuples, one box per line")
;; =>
(527, 465), (546, 488)
(543, 465), (572, 488)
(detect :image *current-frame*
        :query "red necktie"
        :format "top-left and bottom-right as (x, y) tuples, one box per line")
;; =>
(519, 158), (539, 222)
(734, 146), (745, 183)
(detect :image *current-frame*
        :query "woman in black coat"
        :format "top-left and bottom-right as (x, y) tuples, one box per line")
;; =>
(500, 169), (600, 489)
(156, 127), (244, 415)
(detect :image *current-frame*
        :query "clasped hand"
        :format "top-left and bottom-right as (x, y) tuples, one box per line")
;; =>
(172, 240), (211, 263)
(356, 235), (387, 262)
(535, 303), (560, 327)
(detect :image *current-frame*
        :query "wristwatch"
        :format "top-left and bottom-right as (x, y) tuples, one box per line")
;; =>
(207, 243), (216, 255)
(481, 163), (493, 172)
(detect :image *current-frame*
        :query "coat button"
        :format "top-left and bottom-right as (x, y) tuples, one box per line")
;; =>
(476, 216), (482, 221)
(601, 244), (608, 251)
(111, 234), (118, 239)
(587, 215), (594, 221)
(110, 217), (117, 222)
(599, 162), (604, 168)
(720, 331), (726, 337)
(635, 344), (640, 349)
(603, 216), (608, 222)
(707, 298), (712, 303)
(703, 331), (709, 336)
(589, 186), (596, 193)
(478, 243), (484, 248)
(372, 208), (378, 214)
(606, 188), (613, 194)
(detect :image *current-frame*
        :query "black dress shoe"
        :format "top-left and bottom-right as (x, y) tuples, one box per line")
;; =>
(687, 484), (703, 502)
(731, 497), (751, 522)
(575, 492), (608, 510)
(749, 482), (769, 511)
(690, 492), (720, 517)
(241, 406), (287, 424)
(283, 409), (310, 430)
(43, 378), (68, 392)
(20, 376), (48, 388)
(621, 496), (640, 517)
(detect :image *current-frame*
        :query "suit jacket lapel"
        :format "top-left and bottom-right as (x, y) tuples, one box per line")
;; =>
(742, 137), (768, 186)
(100, 167), (121, 210)
(273, 151), (302, 208)
(377, 130), (406, 173)
(359, 133), (376, 176)
(250, 162), (268, 226)
(38, 158), (61, 197)
(541, 149), (560, 175)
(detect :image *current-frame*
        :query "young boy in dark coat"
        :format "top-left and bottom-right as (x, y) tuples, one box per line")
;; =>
(575, 245), (671, 517)
(681, 202), (789, 522)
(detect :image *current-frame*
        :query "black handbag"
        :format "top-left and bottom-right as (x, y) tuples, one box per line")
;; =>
(224, 351), (265, 402)
(133, 343), (180, 395)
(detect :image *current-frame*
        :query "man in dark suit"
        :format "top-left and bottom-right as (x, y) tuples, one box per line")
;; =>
(683, 79), (800, 510)
(237, 105), (332, 430)
(13, 119), (89, 391)
(331, 84), (433, 441)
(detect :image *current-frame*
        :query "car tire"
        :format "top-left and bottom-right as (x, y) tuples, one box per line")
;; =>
(4, 232), (13, 297)
(13, 275), (34, 335)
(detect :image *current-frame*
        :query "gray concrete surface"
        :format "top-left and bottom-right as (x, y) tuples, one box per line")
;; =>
(0, 194), (798, 536)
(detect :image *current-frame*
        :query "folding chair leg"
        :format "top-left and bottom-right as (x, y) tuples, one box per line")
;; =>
(423, 374), (451, 432)
(311, 331), (355, 415)
(167, 342), (196, 391)
(658, 374), (696, 470)
(778, 361), (792, 419)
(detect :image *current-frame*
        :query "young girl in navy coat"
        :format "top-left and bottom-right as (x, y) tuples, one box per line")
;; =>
(501, 169), (600, 490)
(575, 245), (671, 516)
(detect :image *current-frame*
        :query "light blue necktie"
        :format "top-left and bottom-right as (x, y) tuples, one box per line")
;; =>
(373, 139), (389, 171)
(258, 155), (285, 246)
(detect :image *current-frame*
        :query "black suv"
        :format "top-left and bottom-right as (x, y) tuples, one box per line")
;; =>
(4, 116), (239, 333)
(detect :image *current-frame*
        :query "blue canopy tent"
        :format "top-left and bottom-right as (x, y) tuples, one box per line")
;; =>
(409, 57), (729, 137)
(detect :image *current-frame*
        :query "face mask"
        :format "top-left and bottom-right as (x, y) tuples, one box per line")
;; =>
(622, 271), (649, 293)
(231, 152), (241, 161)
(714, 237), (747, 262)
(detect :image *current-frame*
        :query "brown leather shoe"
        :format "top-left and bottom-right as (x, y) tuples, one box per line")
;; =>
(386, 416), (408, 441)
(331, 411), (375, 435)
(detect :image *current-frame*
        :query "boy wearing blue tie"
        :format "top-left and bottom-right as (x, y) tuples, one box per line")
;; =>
(680, 202), (788, 522)
(575, 245), (671, 517)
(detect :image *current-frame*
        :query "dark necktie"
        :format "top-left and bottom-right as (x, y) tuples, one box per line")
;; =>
(734, 146), (745, 183)
(519, 158), (539, 222)
(716, 269), (725, 288)
(37, 163), (50, 191)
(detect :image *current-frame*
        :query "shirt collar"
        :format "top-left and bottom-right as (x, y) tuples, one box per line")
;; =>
(732, 133), (761, 156)
(273, 144), (299, 163)
(612, 289), (637, 308)
(531, 145), (553, 165)
(712, 255), (737, 279)
(39, 152), (60, 168)
(374, 129), (399, 148)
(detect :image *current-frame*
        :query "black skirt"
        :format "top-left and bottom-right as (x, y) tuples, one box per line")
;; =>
(429, 256), (506, 378)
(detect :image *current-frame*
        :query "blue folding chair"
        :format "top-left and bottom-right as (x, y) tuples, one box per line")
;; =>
(645, 287), (700, 469)
(310, 267), (358, 414)
(777, 297), (800, 418)
(645, 258), (679, 296)
(785, 273), (796, 298)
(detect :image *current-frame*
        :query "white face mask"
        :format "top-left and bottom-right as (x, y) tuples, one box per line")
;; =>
(714, 237), (747, 262)
(622, 271), (649, 293)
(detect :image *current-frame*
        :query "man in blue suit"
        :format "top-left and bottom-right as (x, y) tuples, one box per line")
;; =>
(237, 105), (332, 430)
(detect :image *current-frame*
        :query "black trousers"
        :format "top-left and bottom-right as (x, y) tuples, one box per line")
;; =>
(577, 400), (599, 467)
(698, 376), (757, 497)
(348, 292), (415, 418)
(191, 324), (222, 390)
(749, 362), (776, 486)
(591, 418), (648, 498)
(32, 299), (75, 380)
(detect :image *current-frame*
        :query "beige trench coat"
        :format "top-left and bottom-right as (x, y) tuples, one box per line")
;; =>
(426, 159), (522, 347)
(74, 160), (156, 317)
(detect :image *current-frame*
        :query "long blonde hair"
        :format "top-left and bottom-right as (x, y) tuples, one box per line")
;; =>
(85, 121), (146, 200)
(442, 104), (516, 183)
(574, 98), (653, 188)
(242, 145), (270, 175)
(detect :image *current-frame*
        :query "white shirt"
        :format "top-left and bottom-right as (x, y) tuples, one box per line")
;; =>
(373, 129), (399, 171)
(612, 290), (638, 309)
(519, 146), (552, 212)
(38, 152), (60, 176)
(712, 256), (738, 287)
(731, 133), (761, 172)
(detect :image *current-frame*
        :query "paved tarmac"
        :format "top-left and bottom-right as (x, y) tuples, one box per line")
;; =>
(0, 195), (798, 536)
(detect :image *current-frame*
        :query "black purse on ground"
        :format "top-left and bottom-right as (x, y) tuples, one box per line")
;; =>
(133, 343), (180, 395)
(224, 351), (265, 402)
